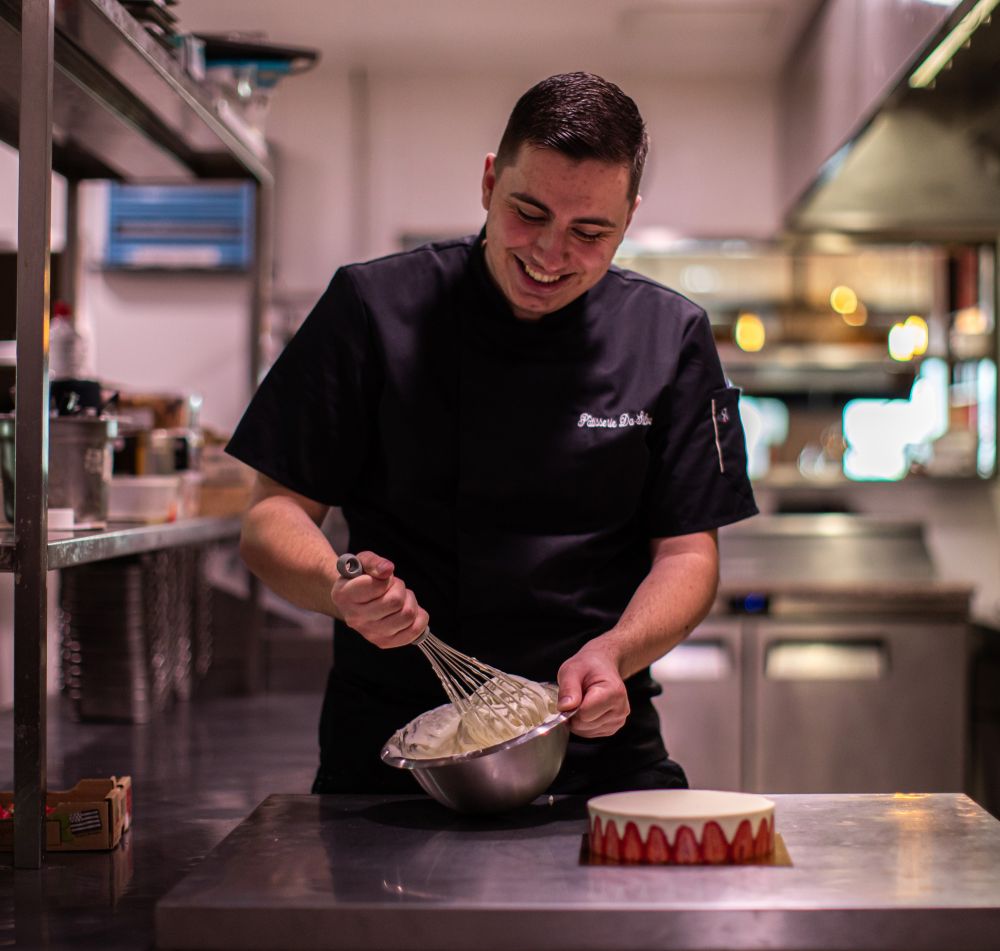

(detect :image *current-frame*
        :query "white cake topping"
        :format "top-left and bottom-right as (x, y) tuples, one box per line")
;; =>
(385, 680), (559, 760)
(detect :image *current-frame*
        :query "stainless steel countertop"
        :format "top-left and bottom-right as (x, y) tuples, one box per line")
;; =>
(715, 514), (974, 616)
(0, 516), (242, 571)
(156, 792), (1000, 951)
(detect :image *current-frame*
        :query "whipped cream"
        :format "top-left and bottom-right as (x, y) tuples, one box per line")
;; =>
(386, 678), (559, 760)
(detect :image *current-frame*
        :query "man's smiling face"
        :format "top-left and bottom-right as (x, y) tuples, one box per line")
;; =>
(480, 145), (639, 321)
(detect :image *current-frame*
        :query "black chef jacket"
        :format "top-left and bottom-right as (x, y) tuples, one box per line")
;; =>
(226, 233), (758, 794)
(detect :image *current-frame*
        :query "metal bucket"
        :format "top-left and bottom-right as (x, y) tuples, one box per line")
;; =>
(0, 414), (119, 528)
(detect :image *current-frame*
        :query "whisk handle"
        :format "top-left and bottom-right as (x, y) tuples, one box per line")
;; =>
(336, 552), (431, 645)
(335, 553), (364, 579)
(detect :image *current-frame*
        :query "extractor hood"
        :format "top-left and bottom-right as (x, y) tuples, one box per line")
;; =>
(788, 1), (1000, 239)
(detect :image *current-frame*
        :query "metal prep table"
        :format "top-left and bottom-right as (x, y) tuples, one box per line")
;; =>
(156, 792), (1000, 951)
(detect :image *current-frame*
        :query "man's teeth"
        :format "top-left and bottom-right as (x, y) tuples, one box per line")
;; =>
(522, 262), (561, 284)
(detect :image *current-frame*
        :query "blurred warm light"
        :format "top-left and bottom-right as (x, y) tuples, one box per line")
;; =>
(842, 301), (868, 327)
(830, 285), (858, 315)
(954, 306), (988, 334)
(734, 312), (765, 352)
(904, 315), (929, 355)
(888, 321), (922, 361)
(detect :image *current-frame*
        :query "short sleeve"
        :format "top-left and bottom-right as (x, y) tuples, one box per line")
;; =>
(225, 267), (380, 506)
(642, 310), (757, 536)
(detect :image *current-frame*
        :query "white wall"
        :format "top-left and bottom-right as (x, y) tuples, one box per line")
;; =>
(69, 66), (780, 433)
(0, 66), (782, 431)
(256, 66), (782, 298)
(74, 183), (252, 434)
(363, 71), (780, 264)
(0, 140), (67, 252)
(265, 67), (354, 296)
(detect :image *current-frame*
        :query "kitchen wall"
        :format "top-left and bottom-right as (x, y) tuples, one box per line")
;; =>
(76, 181), (253, 436)
(362, 70), (780, 268)
(65, 65), (780, 432)
(0, 140), (66, 252)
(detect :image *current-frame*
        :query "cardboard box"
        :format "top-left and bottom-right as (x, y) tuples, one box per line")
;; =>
(0, 775), (131, 852)
(196, 448), (254, 517)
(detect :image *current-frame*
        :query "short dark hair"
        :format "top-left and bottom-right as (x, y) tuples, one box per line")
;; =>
(495, 72), (648, 202)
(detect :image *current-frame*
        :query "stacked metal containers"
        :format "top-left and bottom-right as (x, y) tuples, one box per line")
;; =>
(59, 547), (213, 722)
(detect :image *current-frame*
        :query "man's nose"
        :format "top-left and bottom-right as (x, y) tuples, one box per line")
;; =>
(533, 226), (567, 269)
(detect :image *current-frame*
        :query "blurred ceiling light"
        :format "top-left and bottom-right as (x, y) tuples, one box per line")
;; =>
(909, 0), (1000, 88)
(830, 285), (858, 315)
(904, 315), (929, 355)
(888, 321), (921, 361)
(954, 305), (988, 334)
(734, 312), (765, 352)
(842, 301), (868, 327)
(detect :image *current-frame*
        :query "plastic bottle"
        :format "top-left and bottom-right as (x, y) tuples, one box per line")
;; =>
(49, 300), (90, 380)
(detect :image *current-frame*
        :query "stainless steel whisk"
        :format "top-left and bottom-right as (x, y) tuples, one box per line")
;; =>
(336, 554), (549, 740)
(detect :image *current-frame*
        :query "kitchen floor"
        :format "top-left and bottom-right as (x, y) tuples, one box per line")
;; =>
(0, 692), (323, 950)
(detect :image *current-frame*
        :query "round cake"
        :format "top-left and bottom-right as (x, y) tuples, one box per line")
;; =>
(587, 790), (775, 864)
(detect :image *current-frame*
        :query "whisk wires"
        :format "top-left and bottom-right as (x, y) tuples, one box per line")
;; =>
(415, 630), (548, 744)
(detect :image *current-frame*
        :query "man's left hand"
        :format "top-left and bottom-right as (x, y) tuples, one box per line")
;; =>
(556, 642), (630, 738)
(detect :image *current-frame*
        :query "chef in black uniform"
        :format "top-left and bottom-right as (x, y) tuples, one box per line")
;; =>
(227, 72), (758, 795)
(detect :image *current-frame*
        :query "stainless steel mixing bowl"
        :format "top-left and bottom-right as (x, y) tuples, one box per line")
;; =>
(381, 711), (572, 814)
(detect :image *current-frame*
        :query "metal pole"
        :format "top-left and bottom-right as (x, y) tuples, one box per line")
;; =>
(249, 178), (273, 390)
(58, 178), (79, 311)
(242, 178), (274, 695)
(14, 0), (54, 870)
(348, 67), (370, 260)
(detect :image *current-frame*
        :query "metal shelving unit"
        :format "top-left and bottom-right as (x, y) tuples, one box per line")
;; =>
(2, 0), (274, 867)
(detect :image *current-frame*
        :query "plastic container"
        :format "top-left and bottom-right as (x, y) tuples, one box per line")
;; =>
(108, 475), (180, 523)
(48, 508), (75, 530)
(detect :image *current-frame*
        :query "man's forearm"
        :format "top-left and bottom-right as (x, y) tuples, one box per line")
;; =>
(594, 532), (719, 679)
(240, 495), (344, 618)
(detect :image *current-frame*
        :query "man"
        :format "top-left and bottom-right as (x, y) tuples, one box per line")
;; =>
(227, 72), (757, 795)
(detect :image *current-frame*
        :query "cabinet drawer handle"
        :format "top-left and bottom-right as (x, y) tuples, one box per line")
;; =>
(653, 641), (732, 681)
(765, 640), (887, 680)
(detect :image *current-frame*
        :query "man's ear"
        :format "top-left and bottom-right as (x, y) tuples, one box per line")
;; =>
(481, 153), (498, 211)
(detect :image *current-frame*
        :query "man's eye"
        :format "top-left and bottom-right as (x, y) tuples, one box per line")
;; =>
(575, 230), (604, 242)
(515, 208), (545, 223)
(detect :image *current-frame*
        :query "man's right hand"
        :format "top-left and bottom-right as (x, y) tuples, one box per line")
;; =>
(330, 550), (429, 649)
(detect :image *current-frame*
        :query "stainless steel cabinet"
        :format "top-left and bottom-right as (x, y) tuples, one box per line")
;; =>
(652, 614), (968, 794)
(747, 619), (967, 794)
(651, 621), (743, 790)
